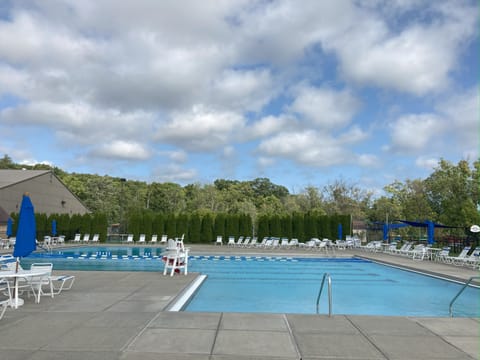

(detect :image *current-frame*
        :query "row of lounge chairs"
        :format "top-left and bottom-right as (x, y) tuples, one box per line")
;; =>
(71, 233), (170, 244)
(360, 240), (480, 268)
(216, 236), (359, 250)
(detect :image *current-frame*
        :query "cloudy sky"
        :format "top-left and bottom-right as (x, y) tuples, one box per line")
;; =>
(0, 0), (478, 193)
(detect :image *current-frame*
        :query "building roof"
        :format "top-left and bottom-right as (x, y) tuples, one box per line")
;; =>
(0, 170), (51, 189)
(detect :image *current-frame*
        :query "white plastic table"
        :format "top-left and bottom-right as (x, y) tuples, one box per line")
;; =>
(0, 269), (50, 309)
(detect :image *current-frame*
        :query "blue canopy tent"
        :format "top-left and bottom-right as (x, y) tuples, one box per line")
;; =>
(398, 220), (459, 244)
(382, 222), (408, 242)
(337, 223), (343, 240)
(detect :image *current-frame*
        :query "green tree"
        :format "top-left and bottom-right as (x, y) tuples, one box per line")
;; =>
(214, 213), (226, 239)
(292, 212), (305, 241)
(201, 213), (214, 242)
(189, 213), (201, 243)
(424, 159), (480, 226)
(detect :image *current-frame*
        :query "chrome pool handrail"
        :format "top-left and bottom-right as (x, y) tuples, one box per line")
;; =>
(316, 273), (332, 316)
(449, 276), (480, 317)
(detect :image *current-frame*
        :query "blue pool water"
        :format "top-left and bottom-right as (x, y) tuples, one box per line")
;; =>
(184, 256), (480, 317)
(22, 246), (165, 271)
(20, 247), (480, 317)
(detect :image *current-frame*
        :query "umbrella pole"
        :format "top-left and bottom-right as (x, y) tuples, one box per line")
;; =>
(13, 258), (19, 309)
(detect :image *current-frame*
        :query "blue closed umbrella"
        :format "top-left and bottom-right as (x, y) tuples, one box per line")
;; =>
(6, 217), (13, 237)
(13, 194), (37, 259)
(51, 219), (57, 236)
(337, 223), (343, 240)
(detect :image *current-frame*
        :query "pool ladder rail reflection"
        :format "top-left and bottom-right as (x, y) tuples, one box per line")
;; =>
(316, 273), (332, 317)
(449, 275), (480, 317)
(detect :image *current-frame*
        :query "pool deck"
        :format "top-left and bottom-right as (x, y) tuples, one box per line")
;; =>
(0, 245), (478, 359)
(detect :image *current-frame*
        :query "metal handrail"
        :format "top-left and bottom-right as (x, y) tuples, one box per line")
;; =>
(449, 276), (480, 317)
(316, 273), (332, 316)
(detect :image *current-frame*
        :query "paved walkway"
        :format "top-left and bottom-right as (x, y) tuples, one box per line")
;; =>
(0, 245), (478, 359)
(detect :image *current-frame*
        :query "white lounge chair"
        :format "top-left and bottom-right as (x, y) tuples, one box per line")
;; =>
(242, 237), (251, 247)
(215, 235), (223, 246)
(288, 238), (299, 247)
(82, 234), (90, 243)
(72, 233), (81, 243)
(256, 237), (268, 247)
(227, 236), (236, 246)
(150, 234), (158, 243)
(280, 238), (290, 248)
(91, 234), (99, 243)
(138, 234), (146, 243)
(462, 247), (480, 268)
(235, 236), (244, 247)
(125, 234), (134, 243)
(57, 235), (65, 245)
(435, 246), (451, 262)
(249, 237), (258, 247)
(445, 246), (471, 265)
(159, 235), (168, 244)
(49, 274), (75, 295)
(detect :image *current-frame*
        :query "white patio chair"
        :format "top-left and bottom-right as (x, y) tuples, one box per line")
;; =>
(28, 263), (54, 303)
(159, 235), (168, 244)
(91, 234), (100, 243)
(150, 234), (158, 243)
(215, 235), (223, 246)
(138, 234), (146, 243)
(72, 233), (81, 243)
(125, 234), (134, 243)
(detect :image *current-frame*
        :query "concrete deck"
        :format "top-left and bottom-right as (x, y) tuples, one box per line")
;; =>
(0, 245), (478, 359)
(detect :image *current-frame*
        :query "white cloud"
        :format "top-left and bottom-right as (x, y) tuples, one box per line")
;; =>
(210, 68), (275, 112)
(258, 130), (350, 167)
(90, 140), (151, 161)
(155, 105), (245, 151)
(357, 154), (380, 167)
(248, 115), (294, 139)
(388, 114), (445, 153)
(437, 87), (479, 154)
(290, 85), (360, 128)
(322, 1), (477, 95)
(415, 156), (439, 170)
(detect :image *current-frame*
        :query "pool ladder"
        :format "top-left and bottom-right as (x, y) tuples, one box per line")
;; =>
(316, 273), (332, 316)
(449, 276), (480, 317)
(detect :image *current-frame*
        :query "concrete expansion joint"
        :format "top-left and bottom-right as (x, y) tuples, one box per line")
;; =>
(345, 315), (390, 360)
(283, 314), (303, 360)
(209, 312), (223, 356)
(412, 319), (477, 360)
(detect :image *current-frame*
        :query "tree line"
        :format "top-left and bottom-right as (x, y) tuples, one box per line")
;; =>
(1, 155), (478, 241)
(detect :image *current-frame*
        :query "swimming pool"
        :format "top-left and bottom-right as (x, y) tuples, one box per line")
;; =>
(20, 247), (479, 317)
(183, 255), (479, 317)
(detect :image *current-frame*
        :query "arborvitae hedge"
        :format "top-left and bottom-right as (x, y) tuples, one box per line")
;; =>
(8, 210), (351, 243)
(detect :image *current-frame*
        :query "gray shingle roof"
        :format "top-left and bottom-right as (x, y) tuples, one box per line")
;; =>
(0, 170), (50, 189)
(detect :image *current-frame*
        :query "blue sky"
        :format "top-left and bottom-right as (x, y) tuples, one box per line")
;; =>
(0, 0), (478, 194)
